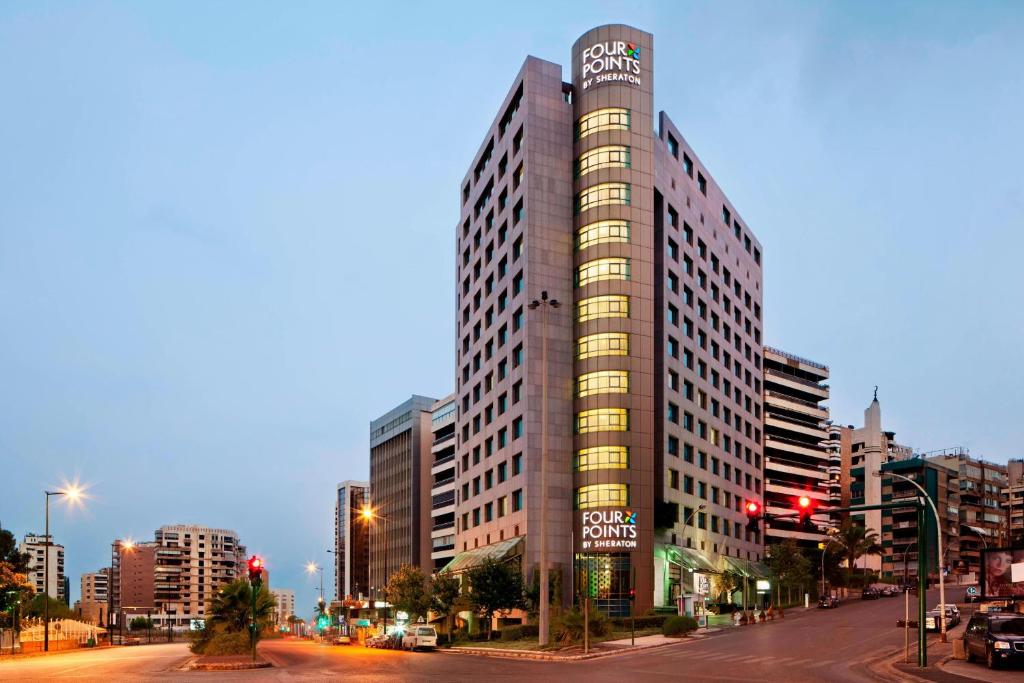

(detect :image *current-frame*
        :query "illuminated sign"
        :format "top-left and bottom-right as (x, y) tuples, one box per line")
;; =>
(693, 572), (710, 595)
(580, 41), (642, 91)
(580, 509), (638, 551)
(980, 546), (1024, 599)
(756, 580), (771, 592)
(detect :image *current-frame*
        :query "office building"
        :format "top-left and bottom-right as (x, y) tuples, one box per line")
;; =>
(368, 396), (436, 591)
(878, 458), (960, 583)
(839, 392), (913, 571)
(111, 540), (156, 625)
(762, 347), (831, 549)
(430, 396), (458, 571)
(269, 588), (295, 628)
(334, 480), (370, 599)
(20, 534), (65, 603)
(78, 569), (109, 625)
(450, 25), (765, 616)
(928, 449), (1008, 577)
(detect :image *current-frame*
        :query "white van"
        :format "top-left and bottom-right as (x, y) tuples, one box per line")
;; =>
(401, 626), (438, 651)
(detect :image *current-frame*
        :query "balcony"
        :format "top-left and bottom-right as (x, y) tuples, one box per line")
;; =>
(432, 453), (456, 469)
(764, 368), (830, 399)
(765, 390), (828, 419)
(765, 416), (827, 440)
(765, 435), (829, 460)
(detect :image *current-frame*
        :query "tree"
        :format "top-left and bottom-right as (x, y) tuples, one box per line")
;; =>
(465, 558), (525, 640)
(524, 565), (563, 621)
(430, 571), (461, 638)
(0, 527), (30, 573)
(710, 570), (740, 606)
(190, 580), (276, 655)
(24, 593), (74, 620)
(766, 540), (813, 605)
(130, 616), (154, 631)
(833, 521), (882, 576)
(385, 564), (432, 623)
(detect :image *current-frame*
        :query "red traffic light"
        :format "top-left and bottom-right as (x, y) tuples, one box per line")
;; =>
(744, 500), (761, 516)
(247, 555), (264, 583)
(797, 495), (812, 509)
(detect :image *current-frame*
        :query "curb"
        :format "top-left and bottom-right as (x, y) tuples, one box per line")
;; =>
(187, 661), (273, 671)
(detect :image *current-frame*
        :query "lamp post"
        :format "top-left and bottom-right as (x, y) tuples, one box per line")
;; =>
(528, 290), (559, 647)
(874, 470), (947, 643)
(360, 507), (390, 633)
(43, 485), (82, 652)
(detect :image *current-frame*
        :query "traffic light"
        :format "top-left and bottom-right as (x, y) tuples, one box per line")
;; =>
(796, 495), (814, 531)
(628, 587), (636, 602)
(247, 556), (264, 584)
(744, 500), (761, 532)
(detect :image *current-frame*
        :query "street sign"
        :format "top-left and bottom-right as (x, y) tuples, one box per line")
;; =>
(966, 586), (978, 596)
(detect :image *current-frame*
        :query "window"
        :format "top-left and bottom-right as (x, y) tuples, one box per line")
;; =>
(575, 107), (630, 138)
(512, 489), (523, 511)
(576, 145), (631, 176)
(697, 172), (707, 195)
(512, 343), (523, 367)
(576, 220), (630, 250)
(513, 453), (522, 475)
(575, 182), (631, 214)
(667, 133), (678, 158)
(577, 294), (629, 322)
(576, 257), (630, 287)
(577, 332), (628, 360)
(668, 402), (679, 423)
(683, 475), (694, 495)
(576, 370), (629, 398)
(722, 206), (731, 225)
(682, 153), (694, 178)
(575, 446), (629, 472)
(669, 468), (680, 489)
(513, 417), (523, 439)
(576, 408), (628, 434)
(575, 483), (629, 509)
(498, 462), (507, 483)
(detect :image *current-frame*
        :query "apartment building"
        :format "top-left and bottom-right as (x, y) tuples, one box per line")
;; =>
(77, 569), (109, 625)
(20, 534), (65, 603)
(269, 588), (295, 628)
(368, 396), (436, 592)
(1005, 459), (1024, 546)
(762, 347), (831, 549)
(879, 458), (959, 584)
(839, 393), (913, 571)
(430, 396), (458, 571)
(334, 480), (370, 600)
(928, 450), (1008, 577)
(451, 25), (765, 616)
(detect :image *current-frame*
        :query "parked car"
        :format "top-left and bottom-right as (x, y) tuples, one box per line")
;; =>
(365, 633), (389, 648)
(963, 613), (1024, 669)
(333, 635), (351, 645)
(881, 586), (899, 597)
(925, 605), (961, 632)
(402, 626), (438, 651)
(861, 588), (881, 600)
(818, 595), (840, 608)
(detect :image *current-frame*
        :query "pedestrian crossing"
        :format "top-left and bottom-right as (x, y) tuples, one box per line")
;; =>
(661, 648), (836, 670)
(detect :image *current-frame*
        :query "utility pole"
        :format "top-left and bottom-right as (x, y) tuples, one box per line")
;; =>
(529, 291), (559, 647)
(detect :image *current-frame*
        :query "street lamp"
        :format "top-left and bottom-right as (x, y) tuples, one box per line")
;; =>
(873, 470), (948, 643)
(360, 506), (390, 633)
(43, 484), (83, 652)
(528, 290), (559, 647)
(820, 527), (847, 597)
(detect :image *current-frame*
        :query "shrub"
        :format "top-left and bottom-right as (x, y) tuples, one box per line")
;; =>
(520, 624), (539, 638)
(662, 615), (698, 637)
(609, 615), (667, 630)
(200, 631), (252, 655)
(501, 625), (524, 641)
(555, 608), (609, 644)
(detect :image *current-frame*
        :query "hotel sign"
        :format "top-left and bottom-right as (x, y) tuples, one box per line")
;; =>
(580, 509), (638, 551)
(580, 41), (642, 91)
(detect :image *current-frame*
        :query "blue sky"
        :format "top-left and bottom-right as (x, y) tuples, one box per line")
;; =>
(1, 1), (1022, 605)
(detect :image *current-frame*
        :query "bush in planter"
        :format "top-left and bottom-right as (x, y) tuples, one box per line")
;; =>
(501, 625), (524, 641)
(520, 624), (539, 638)
(609, 615), (667, 630)
(662, 615), (698, 637)
(555, 608), (609, 644)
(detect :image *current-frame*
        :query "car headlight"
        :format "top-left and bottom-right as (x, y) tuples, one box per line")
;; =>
(994, 641), (1011, 650)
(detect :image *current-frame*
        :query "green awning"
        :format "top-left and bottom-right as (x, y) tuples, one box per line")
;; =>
(721, 555), (770, 579)
(663, 545), (719, 573)
(440, 535), (524, 574)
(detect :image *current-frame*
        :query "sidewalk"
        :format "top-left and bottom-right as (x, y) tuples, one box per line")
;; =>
(883, 622), (1011, 683)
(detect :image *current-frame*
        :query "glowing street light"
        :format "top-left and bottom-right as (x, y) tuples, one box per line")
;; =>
(43, 481), (90, 651)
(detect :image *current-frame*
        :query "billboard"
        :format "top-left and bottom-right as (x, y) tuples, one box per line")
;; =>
(980, 547), (1024, 599)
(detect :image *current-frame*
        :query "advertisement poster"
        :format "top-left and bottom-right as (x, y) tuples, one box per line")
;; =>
(980, 547), (1024, 599)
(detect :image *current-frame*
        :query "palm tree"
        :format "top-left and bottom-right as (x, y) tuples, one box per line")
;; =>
(207, 580), (277, 633)
(833, 521), (883, 578)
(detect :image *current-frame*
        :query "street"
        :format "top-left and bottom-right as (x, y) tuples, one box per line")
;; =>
(0, 586), (995, 682)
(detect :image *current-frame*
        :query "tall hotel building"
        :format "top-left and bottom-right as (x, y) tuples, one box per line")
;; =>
(453, 25), (764, 615)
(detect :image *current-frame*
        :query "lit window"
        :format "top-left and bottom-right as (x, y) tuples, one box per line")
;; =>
(575, 446), (629, 472)
(576, 332), (628, 360)
(575, 483), (629, 509)
(576, 408), (628, 434)
(576, 370), (629, 398)
(576, 182), (630, 214)
(576, 220), (630, 251)
(576, 257), (630, 287)
(575, 108), (631, 138)
(577, 295), (629, 323)
(575, 145), (630, 177)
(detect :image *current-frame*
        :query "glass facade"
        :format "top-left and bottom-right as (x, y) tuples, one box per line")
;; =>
(576, 332), (628, 360)
(575, 446), (629, 472)
(576, 369), (629, 398)
(575, 108), (631, 138)
(576, 257), (630, 287)
(575, 483), (629, 509)
(575, 182), (631, 214)
(576, 408), (629, 434)
(576, 220), (630, 251)
(576, 295), (629, 323)
(575, 553), (632, 617)
(575, 145), (631, 177)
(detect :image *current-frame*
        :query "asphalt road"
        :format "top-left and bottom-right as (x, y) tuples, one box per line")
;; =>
(0, 586), (978, 682)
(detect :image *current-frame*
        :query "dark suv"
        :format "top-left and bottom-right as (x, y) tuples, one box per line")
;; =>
(963, 613), (1024, 669)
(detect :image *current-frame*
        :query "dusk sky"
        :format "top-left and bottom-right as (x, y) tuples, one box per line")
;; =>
(1, 1), (1021, 605)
